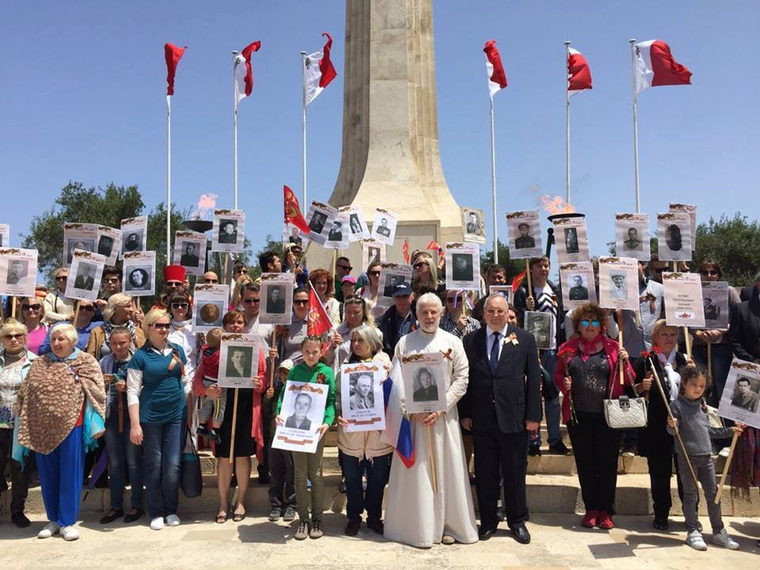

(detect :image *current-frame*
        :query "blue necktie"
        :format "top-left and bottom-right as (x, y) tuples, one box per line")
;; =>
(489, 332), (501, 373)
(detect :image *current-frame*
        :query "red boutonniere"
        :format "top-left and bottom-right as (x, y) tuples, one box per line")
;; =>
(558, 345), (576, 361)
(316, 372), (326, 385)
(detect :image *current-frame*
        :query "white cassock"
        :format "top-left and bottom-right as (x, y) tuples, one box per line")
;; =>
(384, 327), (479, 548)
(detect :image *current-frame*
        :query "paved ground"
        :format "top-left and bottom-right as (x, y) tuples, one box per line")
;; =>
(1, 513), (758, 569)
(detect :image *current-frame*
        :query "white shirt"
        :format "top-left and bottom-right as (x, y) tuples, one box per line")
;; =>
(486, 325), (508, 362)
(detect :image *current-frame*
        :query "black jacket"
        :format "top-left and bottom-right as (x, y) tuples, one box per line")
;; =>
(459, 325), (542, 434)
(376, 306), (418, 359)
(730, 293), (760, 362)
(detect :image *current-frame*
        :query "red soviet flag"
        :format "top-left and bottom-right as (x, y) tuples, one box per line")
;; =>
(283, 185), (310, 234)
(567, 47), (592, 96)
(483, 40), (508, 98)
(402, 238), (410, 264)
(304, 33), (338, 105)
(165, 43), (186, 96)
(307, 283), (333, 337)
(633, 40), (692, 97)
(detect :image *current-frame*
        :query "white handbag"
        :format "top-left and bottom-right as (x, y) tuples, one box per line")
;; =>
(603, 363), (647, 430)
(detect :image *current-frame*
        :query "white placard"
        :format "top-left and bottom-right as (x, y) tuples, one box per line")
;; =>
(272, 381), (329, 453)
(192, 284), (230, 333)
(218, 333), (260, 389)
(0, 248), (37, 297)
(343, 206), (370, 242)
(304, 201), (336, 246)
(173, 231), (206, 276)
(669, 203), (697, 253)
(525, 311), (555, 350)
(400, 352), (447, 414)
(657, 212), (692, 262)
(598, 256), (639, 311)
(701, 281), (730, 330)
(63, 223), (97, 267)
(120, 216), (148, 257)
(462, 207), (486, 244)
(0, 224), (10, 248)
(259, 273), (294, 325)
(718, 358), (760, 429)
(362, 240), (386, 268)
(340, 362), (387, 433)
(324, 210), (350, 250)
(371, 208), (398, 246)
(560, 261), (597, 310)
(212, 209), (245, 253)
(662, 272), (705, 328)
(96, 225), (122, 266)
(552, 215), (589, 263)
(506, 210), (543, 259)
(377, 262), (413, 310)
(66, 249), (106, 302)
(615, 213), (650, 261)
(122, 251), (156, 297)
(488, 285), (513, 306)
(283, 222), (307, 250)
(445, 242), (481, 291)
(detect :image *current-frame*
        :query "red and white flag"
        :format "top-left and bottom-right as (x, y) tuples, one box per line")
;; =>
(307, 282), (333, 337)
(567, 47), (592, 96)
(483, 40), (508, 98)
(304, 33), (338, 106)
(633, 40), (692, 98)
(283, 185), (310, 234)
(164, 43), (187, 96)
(234, 41), (262, 107)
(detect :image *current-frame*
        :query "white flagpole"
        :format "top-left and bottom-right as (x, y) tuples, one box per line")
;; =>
(301, 51), (308, 208)
(166, 95), (172, 263)
(489, 95), (498, 264)
(630, 38), (641, 213)
(565, 41), (571, 205)
(232, 51), (240, 210)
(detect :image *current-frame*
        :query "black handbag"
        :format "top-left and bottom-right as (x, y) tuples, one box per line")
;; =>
(180, 430), (203, 499)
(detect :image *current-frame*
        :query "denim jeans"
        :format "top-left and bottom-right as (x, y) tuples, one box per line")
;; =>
(340, 450), (392, 521)
(142, 421), (183, 519)
(531, 350), (561, 446)
(103, 412), (143, 511)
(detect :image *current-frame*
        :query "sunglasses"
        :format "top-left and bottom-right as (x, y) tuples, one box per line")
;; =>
(243, 298), (260, 304)
(581, 319), (600, 328)
(151, 322), (171, 330)
(22, 304), (41, 311)
(204, 279), (219, 284)
(337, 265), (352, 271)
(55, 276), (68, 281)
(171, 302), (189, 309)
(3, 333), (24, 340)
(293, 299), (309, 306)
(104, 277), (120, 284)
(701, 270), (719, 276)
(166, 281), (183, 288)
(78, 305), (96, 312)
(235, 268), (248, 273)
(413, 262), (429, 269)
(369, 271), (381, 276)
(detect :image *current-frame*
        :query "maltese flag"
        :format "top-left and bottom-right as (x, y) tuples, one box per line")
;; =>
(567, 47), (592, 96)
(633, 40), (692, 98)
(234, 41), (262, 107)
(304, 33), (338, 106)
(483, 39), (508, 98)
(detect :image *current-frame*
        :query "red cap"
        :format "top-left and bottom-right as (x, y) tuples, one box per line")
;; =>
(164, 265), (186, 282)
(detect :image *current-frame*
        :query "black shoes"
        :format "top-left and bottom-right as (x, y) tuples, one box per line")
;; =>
(478, 526), (497, 541)
(100, 508), (124, 524)
(652, 517), (669, 531)
(11, 512), (30, 528)
(510, 523), (531, 544)
(548, 441), (572, 455)
(345, 518), (361, 536)
(528, 444), (542, 457)
(197, 425), (222, 444)
(123, 508), (144, 523)
(366, 518), (384, 535)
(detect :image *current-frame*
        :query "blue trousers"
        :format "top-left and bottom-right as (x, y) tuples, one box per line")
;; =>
(36, 426), (84, 527)
(142, 421), (183, 519)
(104, 413), (143, 511)
(340, 450), (391, 521)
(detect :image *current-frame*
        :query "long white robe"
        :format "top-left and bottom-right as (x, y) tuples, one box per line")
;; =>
(384, 328), (479, 548)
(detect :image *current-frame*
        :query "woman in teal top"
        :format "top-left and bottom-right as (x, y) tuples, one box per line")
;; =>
(127, 309), (189, 531)
(275, 335), (335, 540)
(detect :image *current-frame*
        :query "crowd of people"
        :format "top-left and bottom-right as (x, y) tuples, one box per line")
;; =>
(1, 244), (760, 552)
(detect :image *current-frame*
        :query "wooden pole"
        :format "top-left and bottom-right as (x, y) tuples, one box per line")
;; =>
(707, 343), (713, 381)
(268, 329), (277, 395)
(616, 309), (624, 385)
(11, 298), (17, 320)
(648, 357), (699, 487)
(426, 424), (438, 494)
(715, 430), (740, 504)
(525, 260), (532, 301)
(73, 304), (81, 327)
(684, 327), (693, 360)
(228, 387), (240, 464)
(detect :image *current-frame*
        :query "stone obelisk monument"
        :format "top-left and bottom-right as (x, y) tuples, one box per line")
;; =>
(314, 0), (463, 268)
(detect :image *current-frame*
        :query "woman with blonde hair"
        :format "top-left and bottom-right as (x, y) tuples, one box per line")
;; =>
(359, 260), (383, 319)
(411, 252), (444, 298)
(86, 293), (145, 360)
(18, 296), (48, 355)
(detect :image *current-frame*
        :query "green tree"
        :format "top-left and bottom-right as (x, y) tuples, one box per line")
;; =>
(694, 214), (760, 286)
(480, 240), (530, 281)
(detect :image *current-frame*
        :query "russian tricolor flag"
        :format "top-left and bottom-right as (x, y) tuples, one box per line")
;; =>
(381, 360), (414, 468)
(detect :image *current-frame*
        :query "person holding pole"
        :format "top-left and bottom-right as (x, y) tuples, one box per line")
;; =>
(666, 364), (743, 551)
(384, 293), (478, 548)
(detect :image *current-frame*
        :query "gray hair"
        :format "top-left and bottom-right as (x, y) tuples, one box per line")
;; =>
(350, 324), (383, 355)
(484, 293), (509, 310)
(50, 323), (78, 345)
(103, 293), (133, 323)
(415, 292), (443, 315)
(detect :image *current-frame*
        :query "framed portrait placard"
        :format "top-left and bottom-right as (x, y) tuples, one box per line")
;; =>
(340, 362), (387, 433)
(525, 311), (555, 350)
(377, 262), (413, 310)
(120, 216), (148, 257)
(192, 284), (230, 333)
(218, 333), (260, 389)
(63, 223), (97, 267)
(462, 207), (486, 244)
(662, 272), (705, 328)
(272, 381), (329, 453)
(259, 273), (294, 325)
(669, 203), (697, 254)
(0, 224), (9, 248)
(324, 210), (350, 250)
(560, 261), (597, 310)
(362, 239), (386, 268)
(445, 242), (481, 291)
(506, 210), (543, 260)
(718, 358), (760, 429)
(370, 208), (398, 246)
(701, 281), (730, 330)
(598, 256), (639, 311)
(96, 225), (122, 266)
(400, 352), (447, 414)
(657, 212), (692, 262)
(304, 201), (336, 246)
(615, 213), (650, 261)
(66, 249), (106, 302)
(212, 209), (245, 253)
(173, 231), (206, 276)
(122, 251), (155, 297)
(552, 215), (589, 264)
(0, 248), (37, 297)
(283, 221), (307, 250)
(342, 206), (370, 243)
(488, 285), (513, 306)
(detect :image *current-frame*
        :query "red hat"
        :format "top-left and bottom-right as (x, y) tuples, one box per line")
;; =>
(164, 265), (186, 282)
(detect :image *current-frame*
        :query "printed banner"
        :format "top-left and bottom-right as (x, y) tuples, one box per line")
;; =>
(718, 358), (760, 430)
(552, 215), (589, 263)
(212, 209), (245, 253)
(173, 231), (207, 276)
(0, 248), (37, 297)
(66, 249), (106, 302)
(121, 216), (148, 257)
(122, 251), (155, 297)
(462, 207), (486, 244)
(340, 361), (387, 433)
(400, 352), (447, 414)
(445, 242), (481, 291)
(559, 261), (597, 310)
(662, 272), (705, 328)
(192, 284), (230, 333)
(615, 213), (650, 261)
(259, 273), (294, 325)
(598, 256), (639, 311)
(63, 223), (97, 267)
(218, 333), (260, 389)
(525, 311), (555, 350)
(272, 381), (329, 453)
(657, 212), (692, 262)
(506, 210), (543, 259)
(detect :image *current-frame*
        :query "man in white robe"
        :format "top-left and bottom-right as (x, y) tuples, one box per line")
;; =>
(384, 293), (479, 548)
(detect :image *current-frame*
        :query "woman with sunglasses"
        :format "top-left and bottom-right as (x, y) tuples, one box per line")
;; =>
(358, 260), (383, 319)
(440, 290), (480, 339)
(38, 299), (103, 356)
(86, 294), (146, 360)
(0, 319), (37, 528)
(554, 302), (634, 530)
(43, 267), (75, 324)
(19, 296), (48, 355)
(411, 252), (444, 298)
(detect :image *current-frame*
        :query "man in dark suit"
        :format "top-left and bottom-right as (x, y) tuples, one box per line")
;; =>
(459, 294), (542, 544)
(74, 263), (95, 291)
(285, 393), (313, 431)
(180, 243), (200, 267)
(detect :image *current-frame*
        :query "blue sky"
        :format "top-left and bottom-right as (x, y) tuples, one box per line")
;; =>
(2, 1), (757, 261)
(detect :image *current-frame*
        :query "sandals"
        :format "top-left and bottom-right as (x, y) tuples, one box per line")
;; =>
(216, 509), (229, 524)
(232, 504), (246, 522)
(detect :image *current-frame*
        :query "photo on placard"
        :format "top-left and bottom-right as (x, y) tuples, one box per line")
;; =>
(122, 230), (143, 254)
(324, 211), (350, 250)
(272, 381), (329, 453)
(718, 359), (760, 430)
(731, 375), (760, 413)
(560, 261), (597, 310)
(401, 353), (447, 414)
(124, 266), (152, 292)
(371, 209), (398, 246)
(309, 210), (328, 235)
(66, 238), (95, 265)
(97, 234), (116, 258)
(225, 345), (253, 379)
(514, 222), (536, 249)
(382, 274), (407, 297)
(568, 273), (590, 301)
(615, 214), (651, 262)
(564, 228), (579, 254)
(622, 226), (643, 252)
(195, 301), (224, 327)
(73, 262), (97, 291)
(702, 282), (730, 330)
(340, 362), (386, 432)
(218, 219), (238, 244)
(452, 253), (474, 282)
(608, 272), (628, 300)
(285, 223), (305, 248)
(0, 248), (38, 298)
(345, 207), (370, 242)
(506, 211), (543, 259)
(362, 240), (386, 269)
(657, 212), (692, 262)
(266, 284), (287, 315)
(525, 311), (553, 350)
(462, 208), (486, 244)
(179, 241), (201, 267)
(669, 203), (697, 252)
(5, 259), (29, 287)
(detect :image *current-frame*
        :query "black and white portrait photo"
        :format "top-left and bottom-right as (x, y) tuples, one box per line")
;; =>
(122, 231), (143, 254)
(622, 227), (643, 251)
(327, 219), (343, 242)
(525, 311), (552, 350)
(368, 247), (380, 264)
(375, 217), (391, 238)
(180, 242), (200, 267)
(515, 223), (535, 249)
(452, 253), (474, 282)
(66, 238), (95, 265)
(412, 367), (439, 403)
(731, 377), (760, 413)
(610, 274), (627, 300)
(383, 274), (405, 298)
(286, 392), (313, 431)
(267, 284), (286, 314)
(219, 220), (238, 244)
(6, 259), (28, 286)
(564, 228), (579, 254)
(703, 297), (720, 321)
(309, 211), (327, 235)
(568, 274), (589, 301)
(665, 224), (683, 252)
(125, 267), (151, 292)
(466, 212), (481, 235)
(196, 302), (223, 326)
(288, 226), (303, 246)
(97, 235), (115, 257)
(74, 262), (96, 291)
(225, 347), (253, 379)
(348, 373), (374, 411)
(349, 213), (363, 235)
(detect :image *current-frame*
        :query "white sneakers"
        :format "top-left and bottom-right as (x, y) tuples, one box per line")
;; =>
(712, 528), (740, 550)
(165, 515), (181, 527)
(61, 526), (80, 541)
(150, 515), (181, 530)
(37, 522), (60, 539)
(686, 530), (708, 550)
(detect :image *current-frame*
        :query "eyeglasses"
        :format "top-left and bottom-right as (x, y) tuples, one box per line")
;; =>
(204, 279), (219, 284)
(22, 304), (41, 311)
(293, 299), (309, 306)
(701, 270), (719, 276)
(171, 302), (189, 309)
(166, 281), (182, 288)
(369, 271), (381, 276)
(78, 305), (95, 312)
(243, 298), (260, 304)
(55, 276), (68, 281)
(413, 262), (429, 269)
(151, 322), (171, 330)
(104, 277), (120, 284)
(3, 333), (24, 340)
(581, 319), (600, 328)
(235, 268), (248, 274)
(337, 265), (352, 271)
(446, 296), (462, 303)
